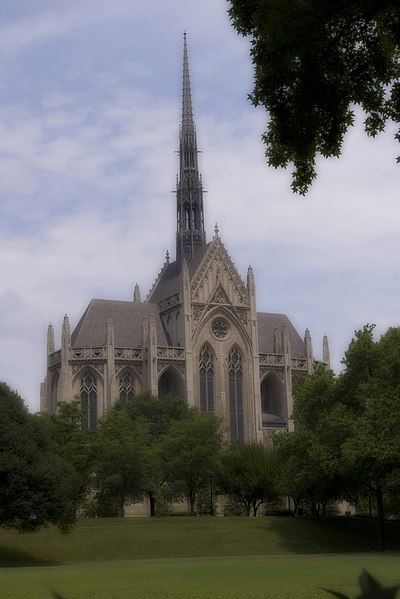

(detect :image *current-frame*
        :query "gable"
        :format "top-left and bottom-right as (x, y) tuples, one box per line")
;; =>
(190, 236), (249, 307)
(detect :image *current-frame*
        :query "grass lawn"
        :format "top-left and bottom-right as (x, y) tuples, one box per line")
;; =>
(0, 516), (399, 598)
(1, 554), (399, 599)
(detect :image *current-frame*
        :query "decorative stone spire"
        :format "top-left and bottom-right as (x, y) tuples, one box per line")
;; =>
(47, 323), (55, 355)
(61, 314), (71, 351)
(323, 334), (330, 368)
(133, 283), (141, 303)
(304, 328), (314, 374)
(176, 33), (206, 270)
(246, 265), (255, 293)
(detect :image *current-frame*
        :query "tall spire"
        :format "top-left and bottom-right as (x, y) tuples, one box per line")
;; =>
(176, 33), (206, 270)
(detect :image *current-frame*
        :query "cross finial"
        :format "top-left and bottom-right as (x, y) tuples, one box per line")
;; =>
(214, 223), (219, 236)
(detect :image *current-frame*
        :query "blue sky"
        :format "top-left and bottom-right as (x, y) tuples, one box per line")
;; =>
(1, 0), (399, 411)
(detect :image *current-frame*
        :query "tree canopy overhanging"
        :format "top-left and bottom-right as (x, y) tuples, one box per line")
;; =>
(228, 0), (400, 194)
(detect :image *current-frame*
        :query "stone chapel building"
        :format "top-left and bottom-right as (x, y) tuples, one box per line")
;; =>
(40, 35), (330, 444)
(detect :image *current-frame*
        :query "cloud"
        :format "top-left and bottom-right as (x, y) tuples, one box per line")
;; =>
(0, 0), (398, 411)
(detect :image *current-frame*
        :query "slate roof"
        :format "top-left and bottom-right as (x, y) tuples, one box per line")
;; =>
(70, 299), (305, 359)
(147, 262), (181, 304)
(147, 244), (210, 303)
(257, 312), (305, 358)
(71, 299), (169, 348)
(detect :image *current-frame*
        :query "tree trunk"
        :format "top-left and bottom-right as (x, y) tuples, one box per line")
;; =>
(149, 493), (156, 517)
(376, 485), (385, 551)
(189, 494), (195, 516)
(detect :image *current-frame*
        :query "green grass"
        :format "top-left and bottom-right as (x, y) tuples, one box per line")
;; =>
(0, 516), (399, 598)
(0, 554), (399, 599)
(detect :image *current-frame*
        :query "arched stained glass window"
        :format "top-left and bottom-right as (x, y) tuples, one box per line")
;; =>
(80, 370), (97, 430)
(199, 343), (214, 412)
(119, 371), (135, 403)
(228, 345), (244, 441)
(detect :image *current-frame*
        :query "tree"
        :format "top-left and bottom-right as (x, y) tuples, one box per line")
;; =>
(339, 325), (400, 550)
(275, 429), (318, 515)
(0, 382), (81, 532)
(39, 399), (92, 501)
(161, 412), (223, 515)
(91, 409), (148, 517)
(276, 367), (354, 515)
(338, 324), (379, 413)
(228, 0), (400, 194)
(116, 392), (192, 516)
(119, 391), (191, 443)
(218, 442), (282, 516)
(342, 390), (400, 550)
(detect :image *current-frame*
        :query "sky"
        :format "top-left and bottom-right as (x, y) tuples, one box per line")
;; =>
(0, 0), (399, 412)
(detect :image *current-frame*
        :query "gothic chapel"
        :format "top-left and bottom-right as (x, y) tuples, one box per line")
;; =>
(41, 35), (330, 443)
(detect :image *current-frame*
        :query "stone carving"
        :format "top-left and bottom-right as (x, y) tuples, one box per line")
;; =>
(114, 348), (143, 361)
(236, 308), (248, 325)
(211, 317), (230, 339)
(291, 359), (307, 371)
(211, 286), (229, 304)
(190, 237), (249, 305)
(259, 354), (284, 366)
(192, 304), (206, 323)
(157, 347), (185, 360)
(72, 347), (105, 360)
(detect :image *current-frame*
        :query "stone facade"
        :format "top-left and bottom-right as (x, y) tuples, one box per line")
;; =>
(40, 35), (330, 444)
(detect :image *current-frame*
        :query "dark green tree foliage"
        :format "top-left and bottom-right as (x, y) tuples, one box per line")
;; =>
(91, 409), (148, 517)
(40, 399), (92, 498)
(161, 412), (223, 515)
(340, 325), (400, 550)
(228, 0), (400, 194)
(0, 383), (80, 532)
(277, 327), (400, 549)
(116, 392), (192, 516)
(118, 391), (191, 443)
(339, 324), (380, 413)
(276, 368), (353, 515)
(218, 442), (281, 516)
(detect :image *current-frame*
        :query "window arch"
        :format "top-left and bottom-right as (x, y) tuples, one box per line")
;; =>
(228, 345), (244, 442)
(260, 372), (287, 426)
(199, 343), (214, 412)
(158, 366), (185, 399)
(118, 370), (136, 403)
(80, 370), (97, 430)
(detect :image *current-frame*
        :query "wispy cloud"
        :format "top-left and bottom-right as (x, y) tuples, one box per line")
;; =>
(0, 0), (398, 409)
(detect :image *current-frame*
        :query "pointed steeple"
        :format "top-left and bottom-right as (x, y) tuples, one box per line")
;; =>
(176, 33), (206, 270)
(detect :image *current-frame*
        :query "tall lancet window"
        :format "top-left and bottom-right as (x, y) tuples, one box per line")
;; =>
(199, 343), (214, 412)
(80, 370), (97, 430)
(228, 345), (244, 442)
(119, 371), (135, 403)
